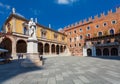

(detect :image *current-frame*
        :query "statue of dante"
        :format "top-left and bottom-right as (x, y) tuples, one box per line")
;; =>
(28, 18), (37, 39)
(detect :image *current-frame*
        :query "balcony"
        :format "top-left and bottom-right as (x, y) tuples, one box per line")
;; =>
(95, 42), (119, 47)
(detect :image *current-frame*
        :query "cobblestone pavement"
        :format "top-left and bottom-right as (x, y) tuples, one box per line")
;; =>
(0, 56), (120, 84)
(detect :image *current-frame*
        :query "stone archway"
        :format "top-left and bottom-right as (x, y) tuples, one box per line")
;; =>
(111, 48), (118, 56)
(51, 44), (55, 54)
(103, 48), (109, 56)
(96, 49), (102, 56)
(0, 37), (12, 55)
(38, 42), (43, 55)
(56, 45), (59, 54)
(16, 40), (27, 53)
(87, 48), (92, 56)
(44, 43), (49, 54)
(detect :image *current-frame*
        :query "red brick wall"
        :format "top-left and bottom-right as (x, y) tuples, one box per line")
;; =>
(62, 8), (120, 56)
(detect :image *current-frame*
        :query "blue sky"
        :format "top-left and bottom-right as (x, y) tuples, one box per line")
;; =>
(0, 0), (120, 31)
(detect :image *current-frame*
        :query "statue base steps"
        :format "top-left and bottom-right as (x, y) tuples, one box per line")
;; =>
(21, 53), (43, 67)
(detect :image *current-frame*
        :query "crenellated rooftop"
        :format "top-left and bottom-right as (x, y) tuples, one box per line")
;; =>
(63, 7), (120, 31)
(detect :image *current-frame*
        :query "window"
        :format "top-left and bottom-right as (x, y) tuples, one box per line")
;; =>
(69, 32), (72, 35)
(80, 35), (82, 39)
(41, 29), (47, 38)
(112, 20), (117, 24)
(79, 43), (81, 46)
(98, 32), (102, 36)
(87, 34), (90, 38)
(23, 27), (27, 35)
(80, 28), (82, 32)
(75, 44), (76, 47)
(70, 38), (72, 42)
(62, 36), (65, 40)
(87, 26), (90, 30)
(74, 30), (76, 33)
(96, 25), (99, 28)
(74, 37), (76, 42)
(110, 29), (114, 35)
(107, 40), (110, 43)
(97, 41), (101, 44)
(103, 22), (107, 26)
(70, 45), (72, 47)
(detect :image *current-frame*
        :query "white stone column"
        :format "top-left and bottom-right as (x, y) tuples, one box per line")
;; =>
(83, 47), (87, 56)
(12, 39), (16, 58)
(92, 46), (96, 56)
(59, 45), (61, 55)
(49, 43), (51, 55)
(43, 43), (45, 55)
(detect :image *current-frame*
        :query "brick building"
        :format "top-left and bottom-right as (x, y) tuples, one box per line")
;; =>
(62, 7), (120, 56)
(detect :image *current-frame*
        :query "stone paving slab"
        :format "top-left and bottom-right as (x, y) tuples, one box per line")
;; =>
(0, 56), (120, 84)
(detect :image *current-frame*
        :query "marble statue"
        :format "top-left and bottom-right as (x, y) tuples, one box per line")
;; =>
(28, 18), (37, 39)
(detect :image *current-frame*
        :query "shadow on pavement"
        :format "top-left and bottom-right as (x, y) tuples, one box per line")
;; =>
(87, 56), (120, 60)
(0, 58), (45, 83)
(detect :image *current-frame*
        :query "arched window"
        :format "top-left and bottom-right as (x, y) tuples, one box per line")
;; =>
(110, 29), (114, 35)
(98, 32), (102, 36)
(23, 27), (27, 35)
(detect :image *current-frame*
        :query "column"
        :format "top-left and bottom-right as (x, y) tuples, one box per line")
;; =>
(49, 43), (51, 55)
(109, 48), (111, 56)
(92, 46), (96, 56)
(101, 48), (103, 56)
(12, 39), (16, 58)
(55, 44), (56, 55)
(59, 45), (61, 55)
(43, 43), (45, 55)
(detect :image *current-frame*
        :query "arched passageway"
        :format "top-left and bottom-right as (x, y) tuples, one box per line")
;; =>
(44, 43), (49, 54)
(87, 48), (92, 56)
(0, 38), (12, 55)
(16, 40), (27, 53)
(51, 44), (55, 54)
(96, 49), (102, 56)
(38, 42), (43, 55)
(56, 45), (59, 54)
(103, 48), (109, 56)
(111, 48), (118, 56)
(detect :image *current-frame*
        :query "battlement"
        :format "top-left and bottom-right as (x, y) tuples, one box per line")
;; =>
(63, 7), (120, 30)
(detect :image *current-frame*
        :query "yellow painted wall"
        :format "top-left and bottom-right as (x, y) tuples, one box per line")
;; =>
(15, 19), (24, 34)
(5, 17), (67, 44)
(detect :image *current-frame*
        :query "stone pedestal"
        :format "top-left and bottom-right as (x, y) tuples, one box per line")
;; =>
(21, 39), (42, 67)
(21, 53), (42, 67)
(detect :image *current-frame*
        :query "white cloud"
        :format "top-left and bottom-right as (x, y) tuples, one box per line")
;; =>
(30, 8), (41, 15)
(56, 0), (78, 5)
(0, 2), (11, 10)
(58, 28), (63, 31)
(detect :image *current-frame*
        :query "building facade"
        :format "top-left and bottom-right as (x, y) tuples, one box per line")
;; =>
(62, 7), (120, 56)
(0, 9), (69, 58)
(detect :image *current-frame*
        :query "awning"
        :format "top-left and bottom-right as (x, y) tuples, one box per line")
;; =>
(0, 48), (8, 52)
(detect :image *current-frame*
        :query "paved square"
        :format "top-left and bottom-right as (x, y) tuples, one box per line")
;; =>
(0, 56), (120, 84)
